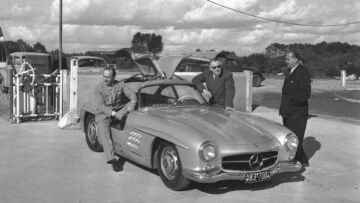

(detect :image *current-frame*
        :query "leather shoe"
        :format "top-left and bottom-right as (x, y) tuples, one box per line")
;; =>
(300, 157), (309, 167)
(301, 160), (309, 167)
(110, 159), (124, 172)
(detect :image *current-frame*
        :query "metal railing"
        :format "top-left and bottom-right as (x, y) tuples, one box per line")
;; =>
(12, 66), (64, 123)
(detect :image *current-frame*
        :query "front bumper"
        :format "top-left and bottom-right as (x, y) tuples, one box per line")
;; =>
(182, 161), (302, 183)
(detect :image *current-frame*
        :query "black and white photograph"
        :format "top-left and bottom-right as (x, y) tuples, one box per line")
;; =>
(0, 0), (359, 202)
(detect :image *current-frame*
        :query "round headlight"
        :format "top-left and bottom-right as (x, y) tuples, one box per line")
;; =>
(284, 133), (299, 152)
(199, 141), (218, 161)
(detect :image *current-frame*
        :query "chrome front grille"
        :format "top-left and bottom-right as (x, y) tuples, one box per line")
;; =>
(222, 151), (278, 171)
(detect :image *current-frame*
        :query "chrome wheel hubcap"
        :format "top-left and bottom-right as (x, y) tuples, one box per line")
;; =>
(87, 119), (97, 144)
(161, 146), (179, 180)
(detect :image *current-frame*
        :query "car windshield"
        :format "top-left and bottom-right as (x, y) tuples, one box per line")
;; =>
(78, 59), (106, 67)
(139, 84), (206, 108)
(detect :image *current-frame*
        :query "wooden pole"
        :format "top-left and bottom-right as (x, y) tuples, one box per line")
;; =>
(59, 0), (62, 72)
(59, 0), (63, 117)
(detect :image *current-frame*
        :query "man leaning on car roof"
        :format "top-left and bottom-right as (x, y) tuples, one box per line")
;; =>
(93, 66), (137, 172)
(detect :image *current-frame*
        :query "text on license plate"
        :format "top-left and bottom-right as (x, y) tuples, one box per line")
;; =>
(245, 170), (271, 183)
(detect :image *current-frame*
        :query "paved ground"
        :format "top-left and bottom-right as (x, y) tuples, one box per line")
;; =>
(0, 75), (359, 202)
(0, 106), (359, 203)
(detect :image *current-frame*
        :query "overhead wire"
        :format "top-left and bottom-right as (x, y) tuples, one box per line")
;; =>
(207, 0), (360, 27)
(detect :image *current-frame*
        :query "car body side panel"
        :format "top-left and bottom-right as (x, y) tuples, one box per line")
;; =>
(110, 111), (199, 169)
(125, 111), (198, 149)
(111, 125), (156, 168)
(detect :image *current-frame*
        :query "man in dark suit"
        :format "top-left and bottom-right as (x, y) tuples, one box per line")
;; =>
(280, 50), (311, 167)
(93, 67), (137, 172)
(192, 59), (235, 109)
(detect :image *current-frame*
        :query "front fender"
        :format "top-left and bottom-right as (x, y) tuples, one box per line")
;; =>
(79, 102), (97, 133)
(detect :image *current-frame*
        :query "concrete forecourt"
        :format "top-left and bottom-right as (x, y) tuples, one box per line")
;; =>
(0, 105), (359, 203)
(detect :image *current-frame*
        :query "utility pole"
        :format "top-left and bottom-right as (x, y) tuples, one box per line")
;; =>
(59, 0), (63, 72)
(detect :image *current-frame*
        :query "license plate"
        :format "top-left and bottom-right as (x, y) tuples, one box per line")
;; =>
(245, 170), (271, 183)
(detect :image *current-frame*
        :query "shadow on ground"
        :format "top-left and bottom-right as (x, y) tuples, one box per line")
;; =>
(303, 136), (321, 160)
(252, 104), (260, 111)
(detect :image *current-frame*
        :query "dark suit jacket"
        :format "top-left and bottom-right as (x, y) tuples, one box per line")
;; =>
(192, 69), (235, 108)
(279, 64), (311, 118)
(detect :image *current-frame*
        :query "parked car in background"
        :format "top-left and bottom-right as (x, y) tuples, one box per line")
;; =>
(71, 56), (107, 73)
(180, 51), (265, 87)
(80, 52), (301, 191)
(222, 58), (265, 87)
(0, 52), (53, 93)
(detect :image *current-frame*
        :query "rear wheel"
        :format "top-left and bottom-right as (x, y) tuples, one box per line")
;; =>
(85, 114), (103, 152)
(157, 141), (190, 191)
(253, 74), (262, 87)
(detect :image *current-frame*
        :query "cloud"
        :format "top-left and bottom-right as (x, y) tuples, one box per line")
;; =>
(11, 3), (31, 16)
(0, 0), (49, 22)
(258, 0), (301, 19)
(0, 0), (360, 55)
(7, 26), (35, 41)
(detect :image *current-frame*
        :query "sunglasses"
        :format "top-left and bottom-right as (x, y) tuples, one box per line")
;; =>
(211, 65), (222, 69)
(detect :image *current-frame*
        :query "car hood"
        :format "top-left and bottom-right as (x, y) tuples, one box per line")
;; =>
(142, 106), (276, 145)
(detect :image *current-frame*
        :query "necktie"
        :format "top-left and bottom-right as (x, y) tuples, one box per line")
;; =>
(109, 87), (113, 104)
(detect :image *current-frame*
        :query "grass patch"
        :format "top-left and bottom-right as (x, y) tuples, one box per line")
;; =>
(334, 90), (360, 100)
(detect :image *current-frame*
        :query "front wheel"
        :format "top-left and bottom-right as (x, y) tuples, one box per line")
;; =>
(157, 142), (190, 191)
(85, 114), (103, 152)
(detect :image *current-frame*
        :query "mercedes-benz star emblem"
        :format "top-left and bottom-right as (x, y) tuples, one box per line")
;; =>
(249, 153), (263, 169)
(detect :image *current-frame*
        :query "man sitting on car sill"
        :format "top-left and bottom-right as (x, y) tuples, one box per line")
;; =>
(93, 66), (137, 172)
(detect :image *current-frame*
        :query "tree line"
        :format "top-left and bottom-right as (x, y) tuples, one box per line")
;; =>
(238, 42), (360, 77)
(0, 32), (164, 70)
(1, 35), (359, 77)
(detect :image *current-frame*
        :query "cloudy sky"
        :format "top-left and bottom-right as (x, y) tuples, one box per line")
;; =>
(1, 0), (359, 56)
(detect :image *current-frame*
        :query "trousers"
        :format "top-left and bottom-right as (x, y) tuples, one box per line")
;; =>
(97, 118), (115, 163)
(282, 116), (308, 163)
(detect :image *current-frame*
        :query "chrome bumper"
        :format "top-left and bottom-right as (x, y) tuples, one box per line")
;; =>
(182, 162), (302, 183)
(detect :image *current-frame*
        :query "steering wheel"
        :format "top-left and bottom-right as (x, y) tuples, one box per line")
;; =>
(15, 61), (36, 86)
(176, 95), (200, 104)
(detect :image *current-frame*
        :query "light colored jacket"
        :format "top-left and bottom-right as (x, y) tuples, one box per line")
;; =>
(93, 80), (137, 122)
